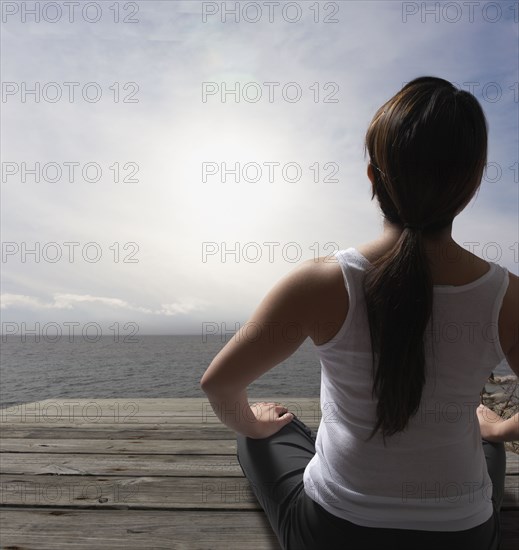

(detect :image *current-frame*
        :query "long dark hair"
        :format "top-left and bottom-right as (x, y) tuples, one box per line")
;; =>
(364, 76), (488, 441)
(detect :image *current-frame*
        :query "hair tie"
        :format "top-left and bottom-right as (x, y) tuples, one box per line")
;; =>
(403, 223), (425, 231)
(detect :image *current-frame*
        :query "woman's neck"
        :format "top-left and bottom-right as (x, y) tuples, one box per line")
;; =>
(380, 219), (456, 253)
(358, 219), (490, 285)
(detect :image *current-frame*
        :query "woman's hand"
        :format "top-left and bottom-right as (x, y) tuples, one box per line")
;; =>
(247, 401), (294, 439)
(477, 404), (504, 442)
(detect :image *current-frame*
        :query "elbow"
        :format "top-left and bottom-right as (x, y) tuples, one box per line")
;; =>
(200, 360), (225, 395)
(200, 361), (240, 396)
(200, 360), (212, 392)
(200, 372), (235, 397)
(199, 373), (210, 393)
(200, 370), (217, 395)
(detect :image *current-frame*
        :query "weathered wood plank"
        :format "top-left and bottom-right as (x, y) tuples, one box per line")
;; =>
(0, 508), (282, 550)
(0, 415), (295, 425)
(1, 397), (316, 412)
(505, 477), (519, 509)
(0, 438), (237, 455)
(0, 416), (319, 432)
(0, 508), (516, 550)
(0, 452), (243, 476)
(0, 425), (318, 442)
(0, 475), (259, 509)
(1, 474), (517, 510)
(0, 419), (235, 429)
(505, 452), (519, 472)
(0, 398), (322, 423)
(0, 437), (517, 469)
(0, 424), (300, 440)
(2, 451), (517, 481)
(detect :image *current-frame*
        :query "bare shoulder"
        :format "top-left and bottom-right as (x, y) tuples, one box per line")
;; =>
(288, 256), (348, 345)
(498, 270), (519, 357)
(507, 271), (519, 290)
(296, 254), (343, 274)
(507, 270), (519, 291)
(287, 255), (345, 294)
(503, 271), (519, 322)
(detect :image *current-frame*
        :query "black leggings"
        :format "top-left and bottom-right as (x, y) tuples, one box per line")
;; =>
(236, 415), (505, 550)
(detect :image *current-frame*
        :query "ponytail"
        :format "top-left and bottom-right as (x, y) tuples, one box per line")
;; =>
(363, 76), (488, 441)
(364, 227), (433, 441)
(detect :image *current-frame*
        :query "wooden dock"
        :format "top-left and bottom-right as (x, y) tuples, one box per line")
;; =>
(0, 398), (517, 549)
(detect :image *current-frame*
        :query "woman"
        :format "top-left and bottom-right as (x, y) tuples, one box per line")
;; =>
(200, 76), (518, 550)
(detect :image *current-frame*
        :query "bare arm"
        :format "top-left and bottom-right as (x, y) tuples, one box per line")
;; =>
(499, 272), (519, 381)
(200, 256), (345, 438)
(479, 273), (519, 442)
(477, 404), (519, 442)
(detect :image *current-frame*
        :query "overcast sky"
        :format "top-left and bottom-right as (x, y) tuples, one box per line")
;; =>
(1, 0), (518, 337)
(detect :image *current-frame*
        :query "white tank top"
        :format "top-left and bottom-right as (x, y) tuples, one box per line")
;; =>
(303, 247), (510, 531)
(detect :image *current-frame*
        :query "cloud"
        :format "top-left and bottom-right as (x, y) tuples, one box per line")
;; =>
(51, 293), (153, 313)
(156, 300), (207, 316)
(0, 293), (207, 316)
(0, 293), (57, 310)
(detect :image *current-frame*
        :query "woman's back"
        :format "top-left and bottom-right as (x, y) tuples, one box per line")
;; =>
(302, 244), (515, 531)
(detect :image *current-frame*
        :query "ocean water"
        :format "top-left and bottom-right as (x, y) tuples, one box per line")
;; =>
(0, 335), (514, 409)
(0, 335), (322, 408)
